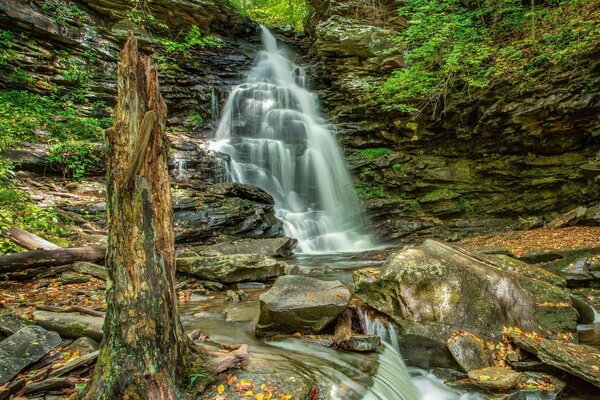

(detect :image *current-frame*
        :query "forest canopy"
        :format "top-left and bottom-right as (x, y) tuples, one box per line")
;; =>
(228, 0), (309, 31)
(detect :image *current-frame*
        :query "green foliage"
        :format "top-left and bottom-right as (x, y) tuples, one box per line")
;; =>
(41, 0), (88, 26)
(0, 90), (110, 180)
(228, 0), (308, 31)
(0, 187), (71, 253)
(356, 183), (386, 199)
(125, 0), (168, 31)
(458, 197), (474, 213)
(358, 147), (394, 161)
(158, 25), (223, 58)
(422, 188), (456, 202)
(189, 112), (204, 126)
(379, 0), (600, 114)
(47, 140), (103, 180)
(8, 69), (35, 85)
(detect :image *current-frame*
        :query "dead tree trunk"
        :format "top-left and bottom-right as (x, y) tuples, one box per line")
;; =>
(80, 34), (206, 400)
(0, 246), (106, 273)
(2, 228), (61, 250)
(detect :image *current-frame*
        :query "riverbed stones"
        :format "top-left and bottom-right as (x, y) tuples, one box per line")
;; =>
(176, 252), (287, 283)
(0, 325), (61, 384)
(255, 276), (351, 336)
(33, 310), (103, 341)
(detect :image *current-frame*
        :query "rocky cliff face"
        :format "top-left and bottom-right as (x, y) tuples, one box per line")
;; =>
(305, 0), (600, 243)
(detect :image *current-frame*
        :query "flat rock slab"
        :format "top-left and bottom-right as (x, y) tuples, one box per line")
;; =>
(0, 313), (31, 337)
(0, 325), (61, 384)
(447, 332), (491, 372)
(176, 253), (287, 283)
(509, 332), (600, 388)
(468, 367), (521, 391)
(199, 237), (298, 258)
(33, 310), (104, 341)
(256, 275), (351, 336)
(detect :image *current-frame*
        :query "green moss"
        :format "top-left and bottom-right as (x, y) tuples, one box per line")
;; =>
(67, 322), (87, 336)
(422, 188), (456, 202)
(358, 148), (394, 161)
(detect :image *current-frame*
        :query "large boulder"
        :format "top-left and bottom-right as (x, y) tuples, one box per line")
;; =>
(255, 276), (351, 337)
(354, 240), (578, 368)
(176, 252), (287, 283)
(0, 326), (61, 384)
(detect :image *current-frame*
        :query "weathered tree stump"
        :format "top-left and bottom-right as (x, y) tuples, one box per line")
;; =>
(80, 33), (206, 400)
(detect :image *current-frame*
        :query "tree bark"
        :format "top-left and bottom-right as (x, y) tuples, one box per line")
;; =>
(80, 33), (206, 400)
(0, 246), (106, 273)
(2, 227), (61, 250)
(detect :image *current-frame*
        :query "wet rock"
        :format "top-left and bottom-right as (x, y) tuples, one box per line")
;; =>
(237, 289), (248, 302)
(447, 332), (491, 372)
(342, 335), (381, 352)
(199, 237), (298, 258)
(33, 311), (103, 341)
(176, 252), (287, 283)
(58, 272), (90, 284)
(0, 326), (61, 384)
(236, 282), (267, 291)
(354, 240), (578, 368)
(65, 337), (100, 356)
(256, 276), (351, 337)
(561, 258), (598, 288)
(569, 294), (597, 324)
(504, 372), (565, 400)
(468, 367), (521, 391)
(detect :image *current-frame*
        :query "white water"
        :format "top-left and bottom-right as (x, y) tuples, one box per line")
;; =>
(356, 310), (482, 400)
(210, 26), (377, 253)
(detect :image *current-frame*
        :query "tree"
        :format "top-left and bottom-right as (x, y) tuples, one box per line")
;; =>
(80, 33), (206, 399)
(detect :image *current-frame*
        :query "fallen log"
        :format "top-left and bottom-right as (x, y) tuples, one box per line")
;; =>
(0, 246), (106, 273)
(2, 228), (61, 251)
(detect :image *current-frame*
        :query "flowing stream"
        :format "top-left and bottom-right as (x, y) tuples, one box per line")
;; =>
(210, 27), (376, 254)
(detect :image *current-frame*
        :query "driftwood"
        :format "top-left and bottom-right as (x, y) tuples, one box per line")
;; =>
(35, 305), (106, 318)
(2, 228), (61, 251)
(0, 246), (106, 273)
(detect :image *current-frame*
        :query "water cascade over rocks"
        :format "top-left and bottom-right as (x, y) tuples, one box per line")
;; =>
(210, 27), (376, 253)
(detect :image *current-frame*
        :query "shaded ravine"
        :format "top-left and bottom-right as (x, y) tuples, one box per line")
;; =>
(210, 27), (376, 254)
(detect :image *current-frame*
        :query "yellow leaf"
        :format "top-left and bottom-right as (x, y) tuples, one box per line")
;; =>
(245, 391), (254, 397)
(478, 375), (490, 381)
(255, 394), (265, 400)
(261, 384), (266, 390)
(217, 385), (225, 394)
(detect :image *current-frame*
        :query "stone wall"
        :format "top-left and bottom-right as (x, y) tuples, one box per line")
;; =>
(305, 0), (600, 243)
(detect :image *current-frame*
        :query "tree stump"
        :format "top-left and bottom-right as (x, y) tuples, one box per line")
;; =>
(80, 33), (206, 400)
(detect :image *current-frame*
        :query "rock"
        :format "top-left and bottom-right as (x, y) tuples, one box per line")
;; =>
(503, 372), (565, 400)
(354, 240), (578, 368)
(199, 237), (298, 258)
(71, 261), (107, 280)
(176, 252), (287, 283)
(58, 272), (90, 284)
(478, 253), (566, 287)
(236, 282), (267, 291)
(256, 276), (351, 337)
(509, 333), (600, 388)
(569, 294), (597, 324)
(237, 289), (248, 302)
(580, 204), (600, 226)
(0, 313), (31, 337)
(33, 311), (103, 341)
(226, 290), (239, 303)
(65, 337), (99, 356)
(342, 335), (381, 352)
(468, 367), (521, 391)
(547, 206), (587, 228)
(561, 258), (597, 287)
(446, 332), (491, 372)
(0, 326), (61, 384)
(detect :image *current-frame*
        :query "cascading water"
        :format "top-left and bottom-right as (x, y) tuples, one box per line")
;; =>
(210, 26), (376, 253)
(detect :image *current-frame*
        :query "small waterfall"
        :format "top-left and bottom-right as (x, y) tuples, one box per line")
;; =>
(209, 26), (377, 254)
(357, 309), (481, 400)
(211, 87), (220, 121)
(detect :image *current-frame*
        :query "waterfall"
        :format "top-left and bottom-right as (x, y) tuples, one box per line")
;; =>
(209, 26), (377, 254)
(357, 309), (482, 400)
